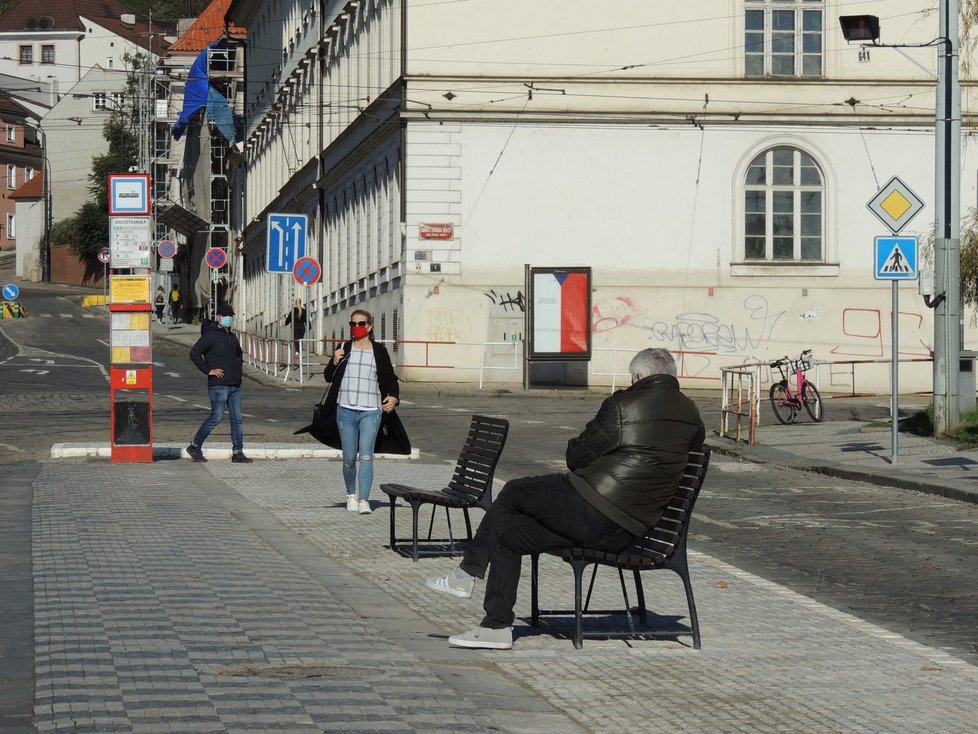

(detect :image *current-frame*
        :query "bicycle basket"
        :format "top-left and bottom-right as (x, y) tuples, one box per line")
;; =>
(789, 355), (813, 372)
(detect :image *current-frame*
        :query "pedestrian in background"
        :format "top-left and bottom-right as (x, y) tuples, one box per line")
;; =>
(323, 309), (399, 514)
(170, 285), (182, 323)
(154, 286), (166, 322)
(186, 303), (253, 464)
(284, 297), (307, 360)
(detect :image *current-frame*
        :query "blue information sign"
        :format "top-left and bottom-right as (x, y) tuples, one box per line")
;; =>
(2, 283), (19, 300)
(267, 213), (307, 273)
(874, 236), (918, 281)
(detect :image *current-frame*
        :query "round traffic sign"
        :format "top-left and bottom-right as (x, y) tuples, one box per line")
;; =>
(205, 247), (227, 270)
(2, 283), (19, 301)
(292, 256), (321, 286)
(97, 247), (111, 264)
(157, 240), (176, 259)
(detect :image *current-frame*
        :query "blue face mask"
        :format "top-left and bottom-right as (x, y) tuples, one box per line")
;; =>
(219, 316), (233, 328)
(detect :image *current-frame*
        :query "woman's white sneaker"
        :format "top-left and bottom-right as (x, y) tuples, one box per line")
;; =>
(346, 495), (358, 512)
(358, 499), (372, 514)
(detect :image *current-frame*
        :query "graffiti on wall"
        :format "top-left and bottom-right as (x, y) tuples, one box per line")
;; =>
(484, 289), (525, 313)
(830, 308), (931, 357)
(592, 296), (638, 333)
(646, 295), (785, 353)
(426, 307), (472, 342)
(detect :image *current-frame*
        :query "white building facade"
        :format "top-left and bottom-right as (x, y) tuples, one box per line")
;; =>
(227, 0), (978, 393)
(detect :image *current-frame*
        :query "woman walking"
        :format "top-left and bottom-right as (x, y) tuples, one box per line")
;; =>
(154, 286), (166, 322)
(323, 309), (399, 514)
(284, 297), (307, 360)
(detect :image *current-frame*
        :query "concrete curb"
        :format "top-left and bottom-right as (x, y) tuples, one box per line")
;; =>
(50, 442), (421, 461)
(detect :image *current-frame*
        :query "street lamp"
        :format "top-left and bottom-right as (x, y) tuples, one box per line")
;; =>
(839, 2), (961, 435)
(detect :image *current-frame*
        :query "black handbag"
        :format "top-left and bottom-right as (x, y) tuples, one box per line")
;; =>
(294, 389), (341, 449)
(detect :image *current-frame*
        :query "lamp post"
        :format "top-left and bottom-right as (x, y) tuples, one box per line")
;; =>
(840, 3), (961, 434)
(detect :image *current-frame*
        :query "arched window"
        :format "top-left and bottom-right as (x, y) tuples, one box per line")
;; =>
(744, 146), (823, 262)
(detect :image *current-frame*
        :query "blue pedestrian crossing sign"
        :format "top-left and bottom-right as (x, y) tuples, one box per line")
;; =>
(266, 213), (307, 273)
(874, 236), (918, 280)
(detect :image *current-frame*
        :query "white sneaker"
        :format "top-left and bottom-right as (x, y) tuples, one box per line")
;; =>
(425, 568), (474, 599)
(346, 495), (358, 512)
(358, 499), (372, 515)
(448, 627), (513, 650)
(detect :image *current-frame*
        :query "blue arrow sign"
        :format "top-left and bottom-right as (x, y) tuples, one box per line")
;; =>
(267, 213), (307, 273)
(874, 236), (918, 280)
(2, 283), (19, 300)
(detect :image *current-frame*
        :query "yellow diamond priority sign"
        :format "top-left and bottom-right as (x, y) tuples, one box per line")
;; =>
(867, 176), (925, 235)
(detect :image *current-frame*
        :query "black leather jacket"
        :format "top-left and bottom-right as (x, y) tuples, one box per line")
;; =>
(566, 374), (705, 535)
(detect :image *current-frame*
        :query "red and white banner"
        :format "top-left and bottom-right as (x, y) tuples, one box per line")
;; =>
(531, 269), (590, 357)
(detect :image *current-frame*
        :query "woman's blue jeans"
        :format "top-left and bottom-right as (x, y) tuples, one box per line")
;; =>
(192, 385), (244, 453)
(336, 406), (382, 499)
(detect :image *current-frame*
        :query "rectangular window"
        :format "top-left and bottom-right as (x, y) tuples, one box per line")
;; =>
(93, 92), (107, 111)
(41, 44), (55, 64)
(6, 213), (15, 239)
(6, 164), (15, 189)
(745, 1), (822, 78)
(26, 166), (35, 180)
(18, 45), (32, 64)
(5, 126), (14, 142)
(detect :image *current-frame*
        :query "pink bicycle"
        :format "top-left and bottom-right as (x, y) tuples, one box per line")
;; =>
(769, 349), (824, 424)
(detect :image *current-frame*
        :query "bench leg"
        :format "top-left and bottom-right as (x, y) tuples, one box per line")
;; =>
(462, 507), (473, 542)
(675, 564), (701, 649)
(633, 569), (647, 625)
(617, 567), (636, 634)
(444, 507), (456, 556)
(410, 499), (422, 562)
(571, 558), (588, 650)
(530, 554), (540, 626)
(388, 497), (398, 553)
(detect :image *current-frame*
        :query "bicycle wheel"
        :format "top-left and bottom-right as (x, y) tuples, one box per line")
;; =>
(769, 381), (795, 424)
(802, 381), (824, 422)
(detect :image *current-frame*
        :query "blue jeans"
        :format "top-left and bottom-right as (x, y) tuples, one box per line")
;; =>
(336, 405), (382, 499)
(192, 385), (244, 453)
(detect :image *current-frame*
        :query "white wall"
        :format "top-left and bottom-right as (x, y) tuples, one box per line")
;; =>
(14, 197), (42, 280)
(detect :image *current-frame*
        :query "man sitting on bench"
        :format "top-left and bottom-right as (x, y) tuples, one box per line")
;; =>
(425, 348), (705, 649)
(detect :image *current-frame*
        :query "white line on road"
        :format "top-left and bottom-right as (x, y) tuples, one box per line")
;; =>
(163, 395), (187, 402)
(40, 313), (52, 318)
(165, 372), (182, 378)
(193, 404), (209, 410)
(59, 314), (73, 318)
(694, 513), (741, 530)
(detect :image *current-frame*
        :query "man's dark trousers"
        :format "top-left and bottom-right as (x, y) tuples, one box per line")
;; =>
(459, 474), (636, 629)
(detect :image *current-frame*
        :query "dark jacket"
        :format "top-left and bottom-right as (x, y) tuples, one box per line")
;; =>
(322, 339), (399, 404)
(285, 307), (307, 338)
(189, 319), (244, 386)
(566, 374), (705, 536)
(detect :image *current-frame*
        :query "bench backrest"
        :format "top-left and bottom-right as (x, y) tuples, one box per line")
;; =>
(446, 415), (510, 503)
(620, 445), (711, 567)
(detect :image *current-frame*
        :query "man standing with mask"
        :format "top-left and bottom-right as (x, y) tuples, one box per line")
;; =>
(186, 303), (253, 464)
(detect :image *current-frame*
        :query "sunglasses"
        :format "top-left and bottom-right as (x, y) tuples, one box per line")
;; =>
(349, 320), (369, 327)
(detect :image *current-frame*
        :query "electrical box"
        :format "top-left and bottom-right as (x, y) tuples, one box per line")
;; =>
(918, 268), (934, 297)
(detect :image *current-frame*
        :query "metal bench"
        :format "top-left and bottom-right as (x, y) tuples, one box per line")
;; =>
(529, 446), (711, 649)
(381, 415), (509, 562)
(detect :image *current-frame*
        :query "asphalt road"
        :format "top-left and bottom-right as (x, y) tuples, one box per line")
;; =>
(1, 281), (976, 664)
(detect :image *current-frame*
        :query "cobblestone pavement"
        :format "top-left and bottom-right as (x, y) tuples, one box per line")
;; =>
(24, 457), (978, 733)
